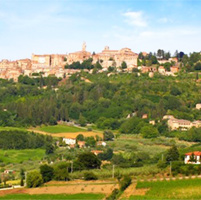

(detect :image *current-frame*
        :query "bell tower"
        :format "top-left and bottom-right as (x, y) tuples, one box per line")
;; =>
(82, 42), (86, 52)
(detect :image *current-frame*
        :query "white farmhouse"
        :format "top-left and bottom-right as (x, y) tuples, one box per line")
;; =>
(184, 151), (201, 164)
(97, 141), (107, 147)
(63, 138), (76, 145)
(196, 103), (201, 110)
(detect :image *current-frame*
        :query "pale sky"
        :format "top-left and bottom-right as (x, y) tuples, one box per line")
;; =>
(0, 0), (201, 60)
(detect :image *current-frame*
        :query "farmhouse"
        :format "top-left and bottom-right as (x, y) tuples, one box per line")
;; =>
(77, 141), (86, 148)
(167, 118), (201, 130)
(158, 66), (166, 74)
(63, 138), (76, 145)
(91, 150), (103, 156)
(184, 151), (201, 164)
(196, 103), (201, 110)
(170, 66), (179, 73)
(97, 141), (107, 147)
(167, 118), (192, 131)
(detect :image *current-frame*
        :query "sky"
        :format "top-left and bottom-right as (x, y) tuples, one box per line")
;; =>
(0, 0), (201, 60)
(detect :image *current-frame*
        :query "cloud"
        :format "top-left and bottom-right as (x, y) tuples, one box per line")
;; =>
(158, 17), (168, 23)
(123, 11), (147, 27)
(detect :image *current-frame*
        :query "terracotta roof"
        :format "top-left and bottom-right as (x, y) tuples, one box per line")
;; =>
(185, 151), (201, 156)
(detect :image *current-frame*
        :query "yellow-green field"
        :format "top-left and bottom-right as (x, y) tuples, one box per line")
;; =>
(129, 178), (201, 199)
(0, 149), (45, 164)
(37, 125), (87, 133)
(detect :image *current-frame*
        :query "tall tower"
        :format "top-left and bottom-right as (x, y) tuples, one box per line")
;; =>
(82, 42), (86, 52)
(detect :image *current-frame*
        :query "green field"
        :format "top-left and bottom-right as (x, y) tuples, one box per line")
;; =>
(0, 193), (104, 200)
(129, 178), (201, 199)
(0, 149), (45, 164)
(37, 125), (86, 133)
(0, 127), (26, 131)
(108, 134), (193, 157)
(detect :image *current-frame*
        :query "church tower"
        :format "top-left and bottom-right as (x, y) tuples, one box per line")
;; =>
(82, 42), (86, 52)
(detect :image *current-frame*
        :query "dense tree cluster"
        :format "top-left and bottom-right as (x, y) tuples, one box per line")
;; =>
(138, 52), (158, 66)
(181, 52), (201, 71)
(0, 130), (53, 149)
(65, 58), (95, 70)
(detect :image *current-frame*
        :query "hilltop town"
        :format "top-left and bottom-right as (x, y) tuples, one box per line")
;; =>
(0, 43), (180, 81)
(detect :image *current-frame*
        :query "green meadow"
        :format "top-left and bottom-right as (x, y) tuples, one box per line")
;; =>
(0, 149), (45, 164)
(0, 193), (104, 200)
(0, 127), (26, 131)
(129, 178), (201, 199)
(37, 125), (86, 133)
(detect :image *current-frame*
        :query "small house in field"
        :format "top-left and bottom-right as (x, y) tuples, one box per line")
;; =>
(149, 120), (155, 125)
(142, 114), (148, 119)
(158, 66), (166, 74)
(196, 103), (201, 110)
(184, 151), (201, 164)
(91, 150), (103, 156)
(4, 170), (15, 174)
(170, 66), (179, 73)
(63, 138), (76, 145)
(77, 141), (86, 148)
(97, 141), (107, 147)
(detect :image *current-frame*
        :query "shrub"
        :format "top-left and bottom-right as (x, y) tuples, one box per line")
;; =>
(103, 130), (114, 141)
(77, 152), (101, 169)
(106, 188), (120, 200)
(120, 176), (132, 191)
(53, 162), (70, 181)
(83, 172), (98, 180)
(157, 160), (167, 169)
(40, 164), (54, 183)
(26, 171), (43, 188)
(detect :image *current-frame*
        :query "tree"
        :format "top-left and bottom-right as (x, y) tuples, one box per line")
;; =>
(120, 176), (132, 191)
(85, 136), (96, 147)
(20, 168), (25, 186)
(103, 130), (114, 141)
(141, 126), (159, 138)
(1, 173), (9, 186)
(27, 171), (43, 188)
(120, 117), (144, 134)
(83, 172), (98, 180)
(98, 148), (113, 160)
(45, 143), (54, 154)
(194, 62), (201, 70)
(108, 66), (115, 72)
(77, 152), (101, 169)
(189, 153), (196, 163)
(157, 49), (165, 59)
(53, 162), (70, 181)
(49, 116), (57, 125)
(170, 86), (181, 96)
(95, 61), (102, 70)
(76, 134), (84, 141)
(121, 61), (127, 69)
(40, 164), (54, 183)
(166, 145), (179, 163)
(78, 113), (86, 126)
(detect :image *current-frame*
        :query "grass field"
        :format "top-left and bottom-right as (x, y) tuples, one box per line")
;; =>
(129, 178), (201, 199)
(37, 125), (86, 133)
(31, 125), (103, 138)
(108, 134), (193, 158)
(0, 127), (26, 131)
(0, 193), (104, 200)
(0, 149), (45, 164)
